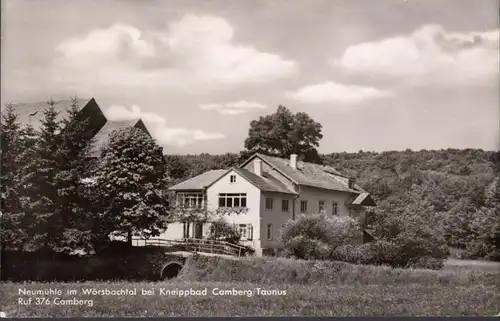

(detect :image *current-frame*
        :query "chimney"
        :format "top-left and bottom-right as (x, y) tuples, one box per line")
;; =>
(254, 159), (262, 176)
(348, 177), (356, 189)
(290, 154), (297, 169)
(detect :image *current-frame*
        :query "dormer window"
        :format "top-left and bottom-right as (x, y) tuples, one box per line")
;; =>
(230, 175), (236, 183)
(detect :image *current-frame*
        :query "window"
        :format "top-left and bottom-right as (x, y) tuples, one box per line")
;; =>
(282, 199), (289, 212)
(178, 193), (203, 208)
(348, 208), (355, 217)
(230, 175), (236, 183)
(218, 193), (247, 208)
(332, 201), (338, 216)
(300, 200), (308, 213)
(265, 198), (274, 210)
(183, 222), (191, 238)
(267, 223), (273, 240)
(319, 200), (325, 214)
(238, 224), (253, 240)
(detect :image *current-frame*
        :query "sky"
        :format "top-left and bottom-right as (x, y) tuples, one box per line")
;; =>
(1, 0), (499, 155)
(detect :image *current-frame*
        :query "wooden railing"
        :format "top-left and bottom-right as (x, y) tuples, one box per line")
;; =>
(132, 237), (249, 257)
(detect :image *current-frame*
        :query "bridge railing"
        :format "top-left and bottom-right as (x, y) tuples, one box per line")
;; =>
(132, 237), (248, 257)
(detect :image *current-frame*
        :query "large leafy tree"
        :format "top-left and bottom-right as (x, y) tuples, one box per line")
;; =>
(244, 105), (323, 163)
(90, 127), (168, 246)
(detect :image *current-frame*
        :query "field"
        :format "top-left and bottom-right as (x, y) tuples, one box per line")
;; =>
(1, 257), (499, 317)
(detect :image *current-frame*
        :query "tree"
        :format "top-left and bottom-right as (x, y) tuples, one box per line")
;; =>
(244, 105), (323, 163)
(52, 97), (96, 252)
(89, 127), (168, 247)
(0, 104), (27, 252)
(22, 101), (64, 251)
(468, 177), (500, 260)
(280, 214), (361, 260)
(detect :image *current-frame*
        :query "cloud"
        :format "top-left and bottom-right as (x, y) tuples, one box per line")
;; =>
(104, 105), (225, 146)
(52, 15), (298, 93)
(199, 100), (267, 115)
(285, 81), (393, 103)
(331, 25), (499, 85)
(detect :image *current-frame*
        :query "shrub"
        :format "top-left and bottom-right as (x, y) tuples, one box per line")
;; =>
(280, 214), (361, 260)
(330, 244), (367, 264)
(408, 256), (445, 270)
(206, 218), (241, 245)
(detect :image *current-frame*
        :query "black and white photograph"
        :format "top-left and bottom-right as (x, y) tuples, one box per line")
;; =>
(0, 0), (499, 317)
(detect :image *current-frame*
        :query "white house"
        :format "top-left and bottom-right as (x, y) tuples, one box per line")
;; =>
(156, 153), (376, 256)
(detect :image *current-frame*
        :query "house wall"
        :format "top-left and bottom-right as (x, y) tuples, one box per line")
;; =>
(258, 186), (367, 252)
(259, 192), (296, 250)
(243, 157), (367, 251)
(296, 186), (352, 217)
(155, 222), (184, 240)
(206, 169), (263, 255)
(295, 186), (366, 244)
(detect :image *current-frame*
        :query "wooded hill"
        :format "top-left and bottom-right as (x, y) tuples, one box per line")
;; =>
(164, 148), (500, 260)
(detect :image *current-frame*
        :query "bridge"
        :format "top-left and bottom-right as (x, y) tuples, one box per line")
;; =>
(131, 238), (249, 279)
(132, 237), (250, 257)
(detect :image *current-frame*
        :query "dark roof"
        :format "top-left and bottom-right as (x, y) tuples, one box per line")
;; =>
(10, 97), (155, 158)
(10, 98), (92, 130)
(242, 153), (365, 193)
(169, 169), (228, 191)
(233, 168), (297, 195)
(89, 119), (141, 157)
(347, 193), (376, 206)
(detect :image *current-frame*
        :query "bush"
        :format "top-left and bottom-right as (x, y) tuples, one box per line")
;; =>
(408, 256), (445, 270)
(330, 236), (448, 270)
(206, 218), (241, 245)
(280, 214), (361, 260)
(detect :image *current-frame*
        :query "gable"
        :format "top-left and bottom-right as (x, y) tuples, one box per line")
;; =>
(11, 98), (93, 131)
(169, 169), (228, 191)
(88, 119), (143, 157)
(207, 168), (262, 194)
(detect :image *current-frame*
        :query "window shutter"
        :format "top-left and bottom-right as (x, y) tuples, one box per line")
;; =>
(248, 224), (253, 240)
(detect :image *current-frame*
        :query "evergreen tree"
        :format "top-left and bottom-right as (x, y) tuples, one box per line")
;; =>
(53, 97), (95, 252)
(24, 100), (63, 250)
(0, 103), (26, 252)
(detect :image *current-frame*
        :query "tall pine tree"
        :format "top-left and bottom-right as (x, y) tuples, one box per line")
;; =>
(0, 103), (27, 252)
(24, 100), (63, 251)
(53, 97), (95, 252)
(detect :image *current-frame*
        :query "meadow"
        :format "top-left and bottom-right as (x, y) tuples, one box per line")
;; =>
(1, 256), (499, 317)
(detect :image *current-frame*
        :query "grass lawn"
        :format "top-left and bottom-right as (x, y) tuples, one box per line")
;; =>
(1, 257), (498, 317)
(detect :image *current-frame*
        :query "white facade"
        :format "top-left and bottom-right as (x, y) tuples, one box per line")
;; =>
(154, 154), (372, 256)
